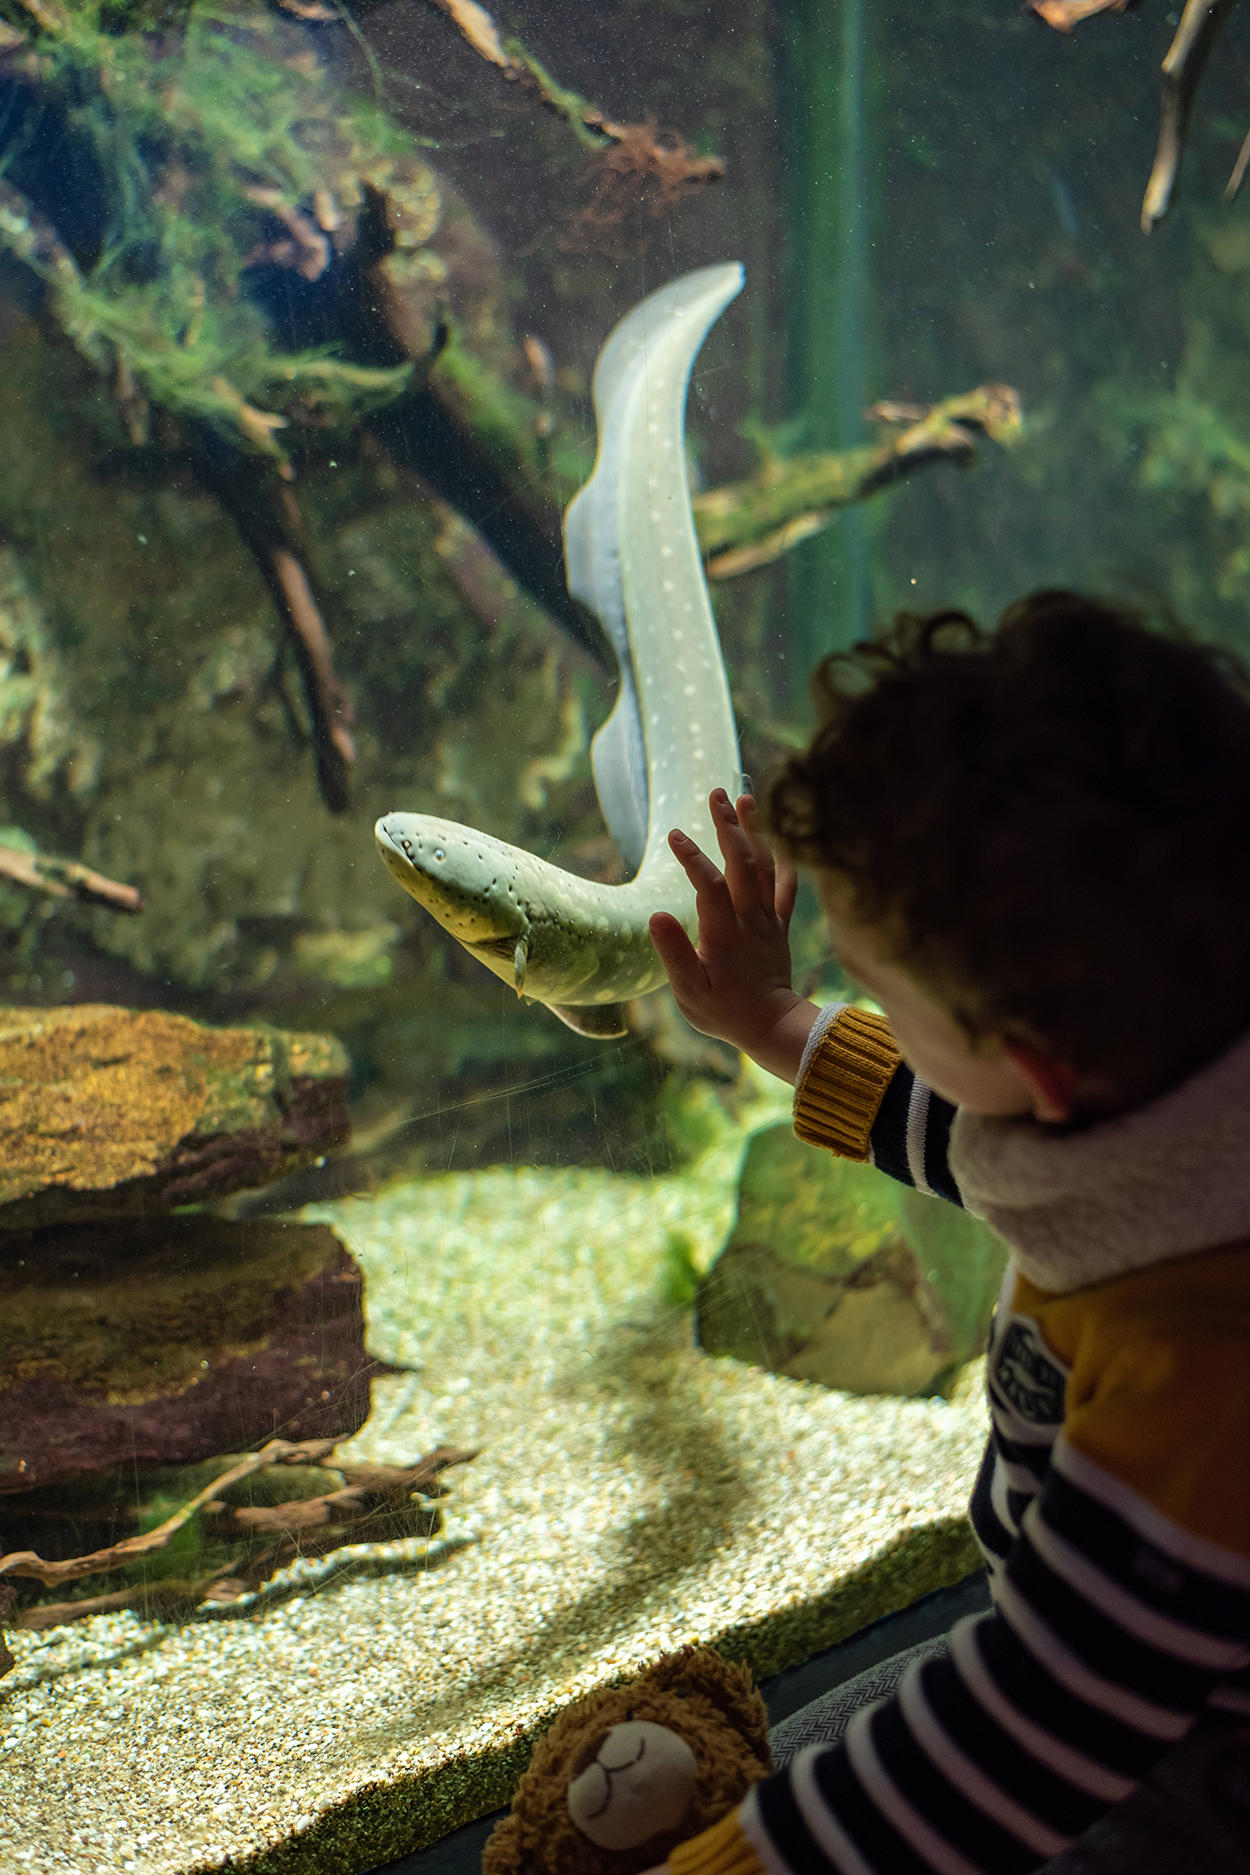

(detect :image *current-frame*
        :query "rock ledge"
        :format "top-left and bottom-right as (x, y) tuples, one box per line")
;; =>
(0, 1004), (349, 1229)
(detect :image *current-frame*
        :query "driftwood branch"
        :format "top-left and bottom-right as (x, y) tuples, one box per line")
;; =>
(422, 0), (726, 224)
(240, 186), (332, 283)
(0, 1439), (475, 1591)
(194, 456), (356, 813)
(0, 179), (111, 375)
(0, 1439), (339, 1590)
(0, 841), (143, 913)
(9, 0), (69, 35)
(0, 1587), (13, 1677)
(0, 1439), (477, 1664)
(694, 385), (1023, 580)
(1143, 0), (1243, 231)
(1228, 125), (1250, 199)
(0, 177), (357, 813)
(424, 0), (622, 147)
(1032, 0), (1246, 231)
(17, 1581), (210, 1630)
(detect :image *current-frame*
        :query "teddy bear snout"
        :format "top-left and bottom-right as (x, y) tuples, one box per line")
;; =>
(566, 1720), (698, 1850)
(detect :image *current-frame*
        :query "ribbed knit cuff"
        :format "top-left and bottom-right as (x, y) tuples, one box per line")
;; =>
(669, 1807), (766, 1875)
(792, 1004), (902, 1162)
(796, 998), (847, 1085)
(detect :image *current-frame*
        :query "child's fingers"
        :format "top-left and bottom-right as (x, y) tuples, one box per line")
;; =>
(709, 789), (769, 917)
(666, 827), (739, 943)
(667, 826), (723, 893)
(648, 910), (704, 1001)
(774, 853), (798, 930)
(736, 794), (777, 911)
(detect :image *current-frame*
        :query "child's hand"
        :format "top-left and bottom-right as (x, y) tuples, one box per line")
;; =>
(649, 789), (818, 1084)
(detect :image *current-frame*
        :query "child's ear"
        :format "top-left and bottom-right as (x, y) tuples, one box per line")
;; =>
(1003, 1040), (1077, 1123)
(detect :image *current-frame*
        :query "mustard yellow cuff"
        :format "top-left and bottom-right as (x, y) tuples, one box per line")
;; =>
(792, 1005), (901, 1162)
(669, 1807), (766, 1875)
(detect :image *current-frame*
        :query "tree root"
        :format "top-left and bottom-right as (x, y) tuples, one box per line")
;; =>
(1142, 0), (1243, 231)
(193, 454), (357, 813)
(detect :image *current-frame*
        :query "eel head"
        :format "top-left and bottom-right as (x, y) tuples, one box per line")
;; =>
(375, 813), (527, 952)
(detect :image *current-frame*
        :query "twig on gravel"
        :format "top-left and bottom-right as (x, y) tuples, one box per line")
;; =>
(0, 1439), (478, 1669)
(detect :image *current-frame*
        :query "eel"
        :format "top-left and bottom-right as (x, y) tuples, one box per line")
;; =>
(374, 263), (744, 1039)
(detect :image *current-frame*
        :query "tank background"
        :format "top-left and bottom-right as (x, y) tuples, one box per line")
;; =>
(0, 1), (1245, 1176)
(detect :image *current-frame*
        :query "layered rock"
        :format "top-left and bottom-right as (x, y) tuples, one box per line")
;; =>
(0, 1215), (378, 1495)
(0, 1005), (376, 1507)
(0, 1004), (349, 1230)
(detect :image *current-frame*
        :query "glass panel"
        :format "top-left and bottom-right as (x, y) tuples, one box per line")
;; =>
(1, 2), (1243, 1868)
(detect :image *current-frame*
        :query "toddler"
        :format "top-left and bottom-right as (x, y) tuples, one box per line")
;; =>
(644, 591), (1250, 1875)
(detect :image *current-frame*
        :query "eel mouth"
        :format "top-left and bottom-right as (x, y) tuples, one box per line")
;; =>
(374, 814), (463, 886)
(374, 814), (522, 942)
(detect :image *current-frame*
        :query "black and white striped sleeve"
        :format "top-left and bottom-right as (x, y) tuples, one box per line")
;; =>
(733, 1434), (1250, 1875)
(865, 1056), (962, 1206)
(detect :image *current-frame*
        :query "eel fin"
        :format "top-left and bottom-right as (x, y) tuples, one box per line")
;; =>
(564, 309), (649, 875)
(513, 936), (528, 996)
(548, 1001), (630, 1040)
(564, 263), (745, 879)
(590, 690), (648, 876)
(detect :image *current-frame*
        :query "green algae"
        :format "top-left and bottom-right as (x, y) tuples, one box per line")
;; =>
(0, 0), (416, 460)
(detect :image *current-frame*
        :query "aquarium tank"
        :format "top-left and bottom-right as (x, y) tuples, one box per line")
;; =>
(0, 0), (1246, 1868)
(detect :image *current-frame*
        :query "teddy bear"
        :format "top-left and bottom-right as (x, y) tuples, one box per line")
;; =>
(482, 1646), (773, 1875)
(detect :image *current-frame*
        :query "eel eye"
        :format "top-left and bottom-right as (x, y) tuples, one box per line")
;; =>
(434, 848), (445, 862)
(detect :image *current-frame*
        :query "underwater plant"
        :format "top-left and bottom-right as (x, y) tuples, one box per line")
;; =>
(657, 1226), (702, 1310)
(0, 1), (421, 456)
(0, 0), (464, 806)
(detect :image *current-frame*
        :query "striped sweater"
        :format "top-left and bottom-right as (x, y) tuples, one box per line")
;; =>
(671, 1003), (1250, 1875)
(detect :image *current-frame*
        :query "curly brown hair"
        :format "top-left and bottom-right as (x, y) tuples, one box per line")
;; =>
(769, 590), (1250, 1103)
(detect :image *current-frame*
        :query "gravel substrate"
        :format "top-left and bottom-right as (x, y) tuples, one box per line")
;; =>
(0, 1095), (989, 1875)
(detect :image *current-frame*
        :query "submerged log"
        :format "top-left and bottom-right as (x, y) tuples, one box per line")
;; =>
(0, 1438), (477, 1672)
(1030, 0), (1247, 232)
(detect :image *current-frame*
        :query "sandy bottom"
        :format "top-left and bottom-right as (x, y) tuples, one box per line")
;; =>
(0, 1090), (989, 1875)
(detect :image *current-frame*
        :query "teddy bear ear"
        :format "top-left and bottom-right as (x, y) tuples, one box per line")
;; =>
(642, 1649), (770, 1760)
(643, 1646), (748, 1703)
(639, 1644), (715, 1694)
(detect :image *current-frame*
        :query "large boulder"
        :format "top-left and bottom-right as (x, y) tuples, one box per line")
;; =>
(0, 1214), (377, 1494)
(697, 1121), (1006, 1396)
(0, 1004), (349, 1230)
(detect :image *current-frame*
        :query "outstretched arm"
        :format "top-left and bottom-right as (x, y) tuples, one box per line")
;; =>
(648, 788), (819, 1083)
